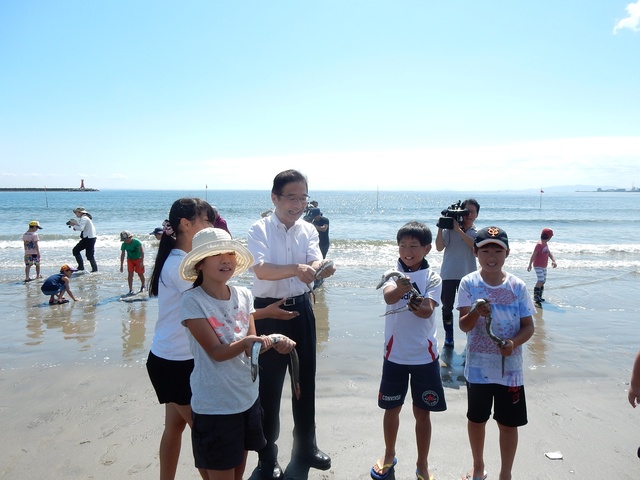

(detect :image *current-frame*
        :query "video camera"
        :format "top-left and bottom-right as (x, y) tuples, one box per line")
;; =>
(436, 200), (469, 230)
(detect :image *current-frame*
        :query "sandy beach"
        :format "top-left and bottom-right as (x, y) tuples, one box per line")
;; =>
(1, 281), (639, 480)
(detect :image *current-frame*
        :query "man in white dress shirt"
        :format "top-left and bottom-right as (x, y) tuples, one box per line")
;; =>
(248, 169), (335, 480)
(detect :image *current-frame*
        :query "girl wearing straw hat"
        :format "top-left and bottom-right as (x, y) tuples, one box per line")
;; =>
(179, 227), (295, 479)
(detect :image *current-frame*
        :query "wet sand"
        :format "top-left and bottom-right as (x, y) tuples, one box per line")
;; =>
(1, 286), (639, 479)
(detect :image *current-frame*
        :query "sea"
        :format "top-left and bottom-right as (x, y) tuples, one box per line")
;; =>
(1, 189), (639, 384)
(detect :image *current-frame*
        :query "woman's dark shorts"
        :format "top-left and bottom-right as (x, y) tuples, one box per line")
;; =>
(146, 351), (193, 405)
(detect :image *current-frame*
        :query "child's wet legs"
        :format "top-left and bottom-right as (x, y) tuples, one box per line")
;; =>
(497, 422), (518, 480)
(413, 405), (432, 477)
(468, 420), (486, 478)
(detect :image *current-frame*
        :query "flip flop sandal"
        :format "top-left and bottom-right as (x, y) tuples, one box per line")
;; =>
(416, 471), (436, 480)
(462, 470), (487, 480)
(370, 457), (397, 480)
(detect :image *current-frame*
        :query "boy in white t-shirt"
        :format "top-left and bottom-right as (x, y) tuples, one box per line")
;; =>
(457, 226), (535, 480)
(371, 221), (445, 480)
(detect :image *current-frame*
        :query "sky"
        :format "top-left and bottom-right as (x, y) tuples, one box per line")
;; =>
(1, 1), (639, 192)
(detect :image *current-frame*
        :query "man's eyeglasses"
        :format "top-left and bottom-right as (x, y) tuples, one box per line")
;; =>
(277, 194), (310, 203)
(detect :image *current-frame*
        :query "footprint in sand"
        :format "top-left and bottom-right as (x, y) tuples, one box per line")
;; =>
(99, 444), (118, 466)
(127, 463), (152, 475)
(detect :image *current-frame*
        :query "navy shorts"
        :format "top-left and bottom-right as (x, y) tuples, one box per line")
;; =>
(378, 358), (447, 411)
(466, 382), (528, 427)
(42, 286), (64, 296)
(191, 399), (266, 471)
(146, 351), (193, 405)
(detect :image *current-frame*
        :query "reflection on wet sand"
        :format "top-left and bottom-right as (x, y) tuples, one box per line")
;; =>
(18, 272), (134, 364)
(439, 346), (467, 389)
(121, 302), (148, 360)
(527, 306), (547, 367)
(23, 280), (98, 345)
(311, 287), (330, 352)
(44, 303), (96, 343)
(24, 282), (44, 345)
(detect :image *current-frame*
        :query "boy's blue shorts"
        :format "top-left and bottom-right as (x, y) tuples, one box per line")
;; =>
(42, 286), (64, 296)
(378, 358), (447, 411)
(466, 382), (528, 427)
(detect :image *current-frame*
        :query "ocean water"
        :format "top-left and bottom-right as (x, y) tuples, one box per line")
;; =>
(1, 189), (639, 378)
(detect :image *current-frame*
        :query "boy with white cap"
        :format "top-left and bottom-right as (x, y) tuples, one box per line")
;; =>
(23, 220), (42, 282)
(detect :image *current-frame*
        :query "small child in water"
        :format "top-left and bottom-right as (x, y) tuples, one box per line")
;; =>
(119, 231), (146, 295)
(23, 220), (42, 282)
(41, 265), (79, 304)
(527, 228), (557, 307)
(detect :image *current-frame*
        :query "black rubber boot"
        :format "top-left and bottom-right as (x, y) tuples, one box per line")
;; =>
(533, 287), (542, 307)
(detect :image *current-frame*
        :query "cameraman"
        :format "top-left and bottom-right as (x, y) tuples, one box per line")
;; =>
(435, 198), (480, 348)
(69, 206), (98, 272)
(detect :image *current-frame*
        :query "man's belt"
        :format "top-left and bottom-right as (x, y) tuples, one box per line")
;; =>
(255, 293), (309, 307)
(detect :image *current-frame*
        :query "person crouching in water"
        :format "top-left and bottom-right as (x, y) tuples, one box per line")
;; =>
(41, 264), (79, 305)
(179, 227), (296, 480)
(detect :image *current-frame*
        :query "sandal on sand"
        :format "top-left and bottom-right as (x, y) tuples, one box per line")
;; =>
(462, 470), (487, 480)
(416, 470), (436, 480)
(370, 457), (397, 480)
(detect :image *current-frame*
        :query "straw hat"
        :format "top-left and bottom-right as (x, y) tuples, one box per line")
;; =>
(73, 206), (89, 214)
(180, 228), (254, 281)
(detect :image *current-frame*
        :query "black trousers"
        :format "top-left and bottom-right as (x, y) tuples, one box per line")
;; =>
(254, 294), (317, 462)
(72, 236), (98, 272)
(440, 279), (461, 336)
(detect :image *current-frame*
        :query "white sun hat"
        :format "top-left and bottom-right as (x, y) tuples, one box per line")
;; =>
(180, 227), (254, 281)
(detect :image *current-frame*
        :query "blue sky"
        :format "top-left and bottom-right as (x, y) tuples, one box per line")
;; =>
(1, 1), (639, 191)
